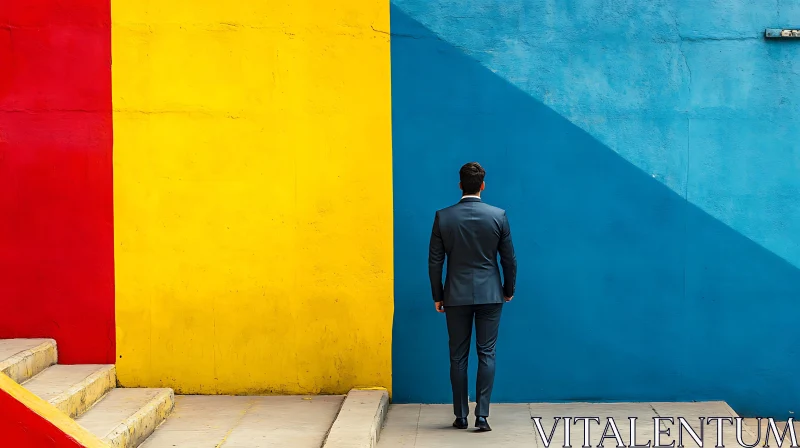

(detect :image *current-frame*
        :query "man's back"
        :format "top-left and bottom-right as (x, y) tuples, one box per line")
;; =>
(428, 162), (516, 430)
(429, 197), (517, 306)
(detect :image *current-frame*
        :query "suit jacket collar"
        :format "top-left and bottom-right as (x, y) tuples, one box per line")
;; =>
(460, 197), (482, 203)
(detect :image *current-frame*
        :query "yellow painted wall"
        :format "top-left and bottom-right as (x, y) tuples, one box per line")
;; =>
(112, 0), (393, 394)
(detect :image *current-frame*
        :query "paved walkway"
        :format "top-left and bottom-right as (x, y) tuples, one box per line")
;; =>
(379, 402), (772, 448)
(140, 395), (343, 447)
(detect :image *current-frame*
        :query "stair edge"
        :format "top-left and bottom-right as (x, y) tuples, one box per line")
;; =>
(103, 388), (175, 448)
(51, 365), (117, 418)
(0, 339), (57, 383)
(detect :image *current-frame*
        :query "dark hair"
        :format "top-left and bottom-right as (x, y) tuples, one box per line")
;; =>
(459, 162), (485, 195)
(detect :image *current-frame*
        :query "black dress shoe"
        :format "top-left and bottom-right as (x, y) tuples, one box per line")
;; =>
(453, 417), (468, 429)
(475, 416), (492, 431)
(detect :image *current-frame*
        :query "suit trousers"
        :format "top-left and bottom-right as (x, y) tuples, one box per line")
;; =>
(444, 303), (503, 418)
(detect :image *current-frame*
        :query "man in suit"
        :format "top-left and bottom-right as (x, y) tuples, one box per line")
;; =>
(428, 162), (517, 432)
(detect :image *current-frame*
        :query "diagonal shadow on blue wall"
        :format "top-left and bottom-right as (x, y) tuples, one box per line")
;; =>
(390, 4), (800, 417)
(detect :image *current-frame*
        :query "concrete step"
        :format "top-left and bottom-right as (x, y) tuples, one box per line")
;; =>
(0, 338), (57, 383)
(22, 364), (116, 418)
(76, 387), (175, 448)
(324, 389), (389, 448)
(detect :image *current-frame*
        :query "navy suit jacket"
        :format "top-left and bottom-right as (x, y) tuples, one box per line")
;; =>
(428, 197), (517, 306)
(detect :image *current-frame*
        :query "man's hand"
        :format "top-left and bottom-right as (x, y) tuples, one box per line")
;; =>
(435, 301), (445, 313)
(504, 296), (513, 302)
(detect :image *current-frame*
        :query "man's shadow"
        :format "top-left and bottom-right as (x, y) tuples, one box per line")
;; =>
(390, 4), (800, 418)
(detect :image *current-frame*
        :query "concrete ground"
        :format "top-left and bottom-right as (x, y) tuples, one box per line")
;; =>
(379, 402), (775, 448)
(140, 395), (343, 448)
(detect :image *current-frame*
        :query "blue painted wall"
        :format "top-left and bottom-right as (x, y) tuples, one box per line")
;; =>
(391, 0), (800, 417)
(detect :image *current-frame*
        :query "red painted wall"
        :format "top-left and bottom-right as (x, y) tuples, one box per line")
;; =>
(0, 0), (114, 363)
(0, 387), (86, 448)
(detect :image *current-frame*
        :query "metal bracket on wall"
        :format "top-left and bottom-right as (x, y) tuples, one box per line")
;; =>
(765, 28), (800, 38)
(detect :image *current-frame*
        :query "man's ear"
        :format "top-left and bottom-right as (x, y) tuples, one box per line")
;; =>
(459, 182), (462, 191)
(480, 181), (486, 191)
